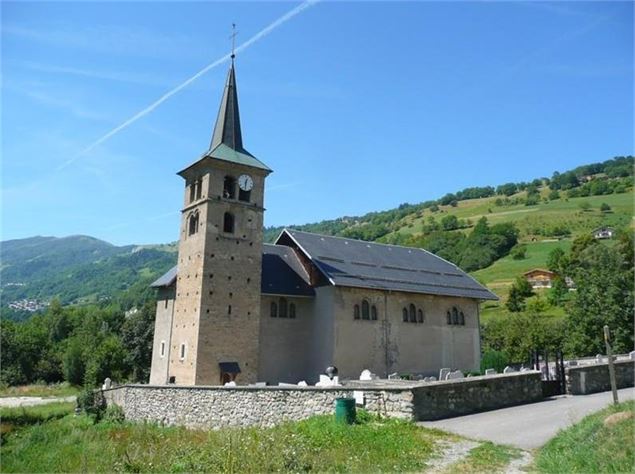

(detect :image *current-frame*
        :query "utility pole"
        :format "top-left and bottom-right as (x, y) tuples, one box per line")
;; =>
(603, 325), (619, 405)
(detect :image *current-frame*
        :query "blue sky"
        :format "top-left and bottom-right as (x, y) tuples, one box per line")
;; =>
(2, 1), (633, 246)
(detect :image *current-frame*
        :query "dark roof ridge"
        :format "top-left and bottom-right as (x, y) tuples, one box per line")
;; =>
(283, 228), (463, 269)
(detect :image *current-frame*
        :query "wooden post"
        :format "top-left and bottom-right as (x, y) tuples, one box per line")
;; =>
(603, 325), (619, 405)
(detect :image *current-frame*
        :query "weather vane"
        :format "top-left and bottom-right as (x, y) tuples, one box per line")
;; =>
(230, 23), (238, 59)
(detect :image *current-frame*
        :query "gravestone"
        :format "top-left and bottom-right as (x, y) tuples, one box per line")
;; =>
(359, 369), (377, 381)
(629, 351), (635, 361)
(596, 354), (604, 364)
(446, 370), (464, 380)
(224, 381), (236, 387)
(388, 372), (400, 380)
(485, 369), (497, 375)
(297, 381), (308, 387)
(439, 368), (451, 381)
(102, 377), (112, 390)
(566, 360), (578, 367)
(503, 366), (516, 374)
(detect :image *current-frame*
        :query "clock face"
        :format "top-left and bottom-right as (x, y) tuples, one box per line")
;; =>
(238, 174), (254, 191)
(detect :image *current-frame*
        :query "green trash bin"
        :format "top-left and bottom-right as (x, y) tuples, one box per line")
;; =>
(335, 397), (356, 424)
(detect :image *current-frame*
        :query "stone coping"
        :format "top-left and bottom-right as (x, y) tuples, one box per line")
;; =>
(566, 360), (634, 371)
(103, 371), (540, 393)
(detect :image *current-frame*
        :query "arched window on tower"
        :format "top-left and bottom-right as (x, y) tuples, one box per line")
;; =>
(223, 212), (234, 233)
(354, 305), (360, 320)
(371, 305), (378, 320)
(195, 178), (202, 200)
(459, 311), (465, 326)
(270, 301), (277, 318)
(446, 311), (452, 325)
(223, 176), (236, 199)
(289, 303), (296, 319)
(188, 212), (199, 236)
(362, 300), (370, 320)
(403, 308), (409, 322)
(417, 309), (424, 323)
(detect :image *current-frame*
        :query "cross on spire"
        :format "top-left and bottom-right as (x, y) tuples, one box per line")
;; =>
(230, 23), (238, 60)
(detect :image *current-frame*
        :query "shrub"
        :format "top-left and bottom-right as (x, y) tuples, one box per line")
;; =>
(600, 203), (611, 212)
(480, 350), (508, 373)
(510, 244), (527, 260)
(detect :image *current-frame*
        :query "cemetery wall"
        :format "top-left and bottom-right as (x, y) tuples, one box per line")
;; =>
(411, 371), (543, 420)
(102, 371), (543, 428)
(566, 360), (635, 395)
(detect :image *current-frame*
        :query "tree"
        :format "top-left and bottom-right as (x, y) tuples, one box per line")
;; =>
(547, 277), (568, 306)
(506, 276), (533, 312)
(510, 244), (527, 260)
(548, 190), (560, 201)
(565, 244), (634, 356)
(547, 247), (568, 275)
(578, 201), (591, 211)
(600, 203), (611, 212)
(441, 214), (459, 231)
(121, 301), (156, 383)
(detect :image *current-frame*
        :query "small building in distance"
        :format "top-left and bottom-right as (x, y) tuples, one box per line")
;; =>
(523, 269), (557, 289)
(592, 226), (615, 240)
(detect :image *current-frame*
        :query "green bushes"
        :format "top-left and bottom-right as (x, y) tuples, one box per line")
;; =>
(480, 350), (508, 373)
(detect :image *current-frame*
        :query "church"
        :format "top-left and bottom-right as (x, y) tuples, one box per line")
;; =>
(148, 57), (497, 386)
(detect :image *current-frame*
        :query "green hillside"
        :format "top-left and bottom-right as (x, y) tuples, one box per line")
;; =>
(2, 156), (632, 320)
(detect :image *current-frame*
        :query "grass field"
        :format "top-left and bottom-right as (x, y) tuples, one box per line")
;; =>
(0, 383), (79, 398)
(534, 400), (634, 473)
(1, 404), (457, 473)
(393, 189), (633, 240)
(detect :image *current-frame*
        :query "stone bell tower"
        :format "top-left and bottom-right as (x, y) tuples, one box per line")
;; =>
(166, 57), (272, 385)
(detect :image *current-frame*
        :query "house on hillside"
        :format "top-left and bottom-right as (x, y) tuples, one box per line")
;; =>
(592, 227), (615, 240)
(523, 269), (556, 289)
(147, 57), (498, 387)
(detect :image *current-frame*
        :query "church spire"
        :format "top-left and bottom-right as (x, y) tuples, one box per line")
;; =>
(209, 59), (244, 153)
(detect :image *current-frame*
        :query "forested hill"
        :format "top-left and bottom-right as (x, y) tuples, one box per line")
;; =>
(1, 235), (177, 319)
(2, 155), (632, 320)
(264, 155), (634, 243)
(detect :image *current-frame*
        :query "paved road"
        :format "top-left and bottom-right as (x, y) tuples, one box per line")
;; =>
(0, 396), (76, 408)
(419, 388), (634, 449)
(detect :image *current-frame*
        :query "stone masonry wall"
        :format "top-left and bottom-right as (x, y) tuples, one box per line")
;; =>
(412, 372), (543, 421)
(566, 360), (635, 395)
(103, 371), (543, 429)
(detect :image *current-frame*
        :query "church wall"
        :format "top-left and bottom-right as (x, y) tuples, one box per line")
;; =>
(307, 286), (336, 381)
(149, 287), (175, 385)
(331, 287), (481, 380)
(258, 296), (315, 384)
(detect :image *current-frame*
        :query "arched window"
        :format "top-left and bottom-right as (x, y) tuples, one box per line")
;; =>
(223, 212), (234, 233)
(223, 176), (236, 199)
(409, 304), (416, 323)
(452, 307), (459, 325)
(279, 297), (288, 318)
(189, 182), (196, 203)
(371, 305), (378, 320)
(354, 305), (360, 320)
(239, 188), (251, 203)
(403, 308), (408, 322)
(362, 300), (370, 320)
(459, 311), (465, 326)
(447, 311), (452, 325)
(289, 303), (296, 319)
(188, 212), (199, 236)
(270, 301), (277, 318)
(417, 309), (424, 323)
(195, 179), (202, 200)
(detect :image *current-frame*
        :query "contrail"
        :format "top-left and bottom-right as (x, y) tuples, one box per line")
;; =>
(58, 0), (320, 170)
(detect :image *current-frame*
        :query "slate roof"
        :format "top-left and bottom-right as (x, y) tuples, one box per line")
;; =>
(150, 244), (314, 297)
(150, 265), (177, 288)
(278, 229), (498, 301)
(261, 244), (314, 296)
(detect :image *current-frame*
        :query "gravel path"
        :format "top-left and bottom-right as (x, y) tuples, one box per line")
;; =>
(505, 450), (533, 473)
(0, 396), (76, 408)
(425, 439), (480, 472)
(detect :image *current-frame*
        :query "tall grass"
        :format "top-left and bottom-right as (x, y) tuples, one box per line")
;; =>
(1, 408), (448, 473)
(534, 400), (634, 473)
